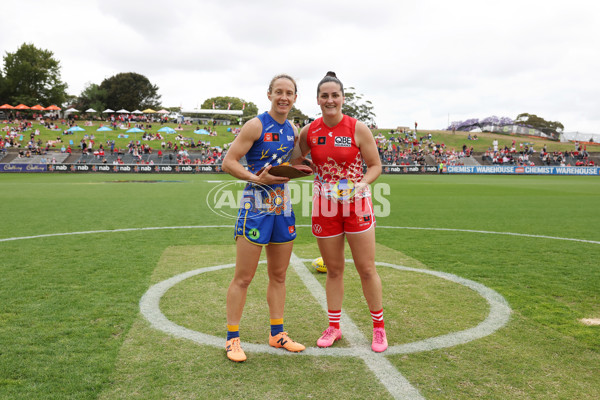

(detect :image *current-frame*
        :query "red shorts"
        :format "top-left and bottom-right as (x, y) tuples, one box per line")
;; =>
(311, 195), (375, 238)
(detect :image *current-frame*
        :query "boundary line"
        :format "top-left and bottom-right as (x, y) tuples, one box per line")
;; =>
(1, 225), (599, 245)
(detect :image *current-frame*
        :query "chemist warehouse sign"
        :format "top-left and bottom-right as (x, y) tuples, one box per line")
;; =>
(445, 165), (600, 175)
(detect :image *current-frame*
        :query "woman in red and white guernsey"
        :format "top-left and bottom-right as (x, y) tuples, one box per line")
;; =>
(296, 71), (387, 352)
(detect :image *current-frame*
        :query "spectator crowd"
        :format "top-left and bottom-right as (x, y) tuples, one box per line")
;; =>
(1, 112), (598, 168)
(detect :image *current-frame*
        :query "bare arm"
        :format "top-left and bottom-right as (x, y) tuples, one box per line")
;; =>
(222, 118), (289, 185)
(289, 123), (312, 166)
(354, 121), (382, 188)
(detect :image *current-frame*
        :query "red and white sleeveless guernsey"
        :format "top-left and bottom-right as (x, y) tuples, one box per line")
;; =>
(306, 115), (374, 237)
(306, 115), (371, 201)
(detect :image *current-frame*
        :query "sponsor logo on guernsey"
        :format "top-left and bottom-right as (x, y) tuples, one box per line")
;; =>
(248, 228), (260, 239)
(264, 132), (280, 142)
(334, 136), (352, 147)
(311, 136), (327, 145)
(287, 135), (294, 141)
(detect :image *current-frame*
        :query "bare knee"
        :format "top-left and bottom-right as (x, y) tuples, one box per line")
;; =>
(356, 264), (379, 281)
(232, 275), (254, 290)
(326, 262), (345, 280)
(268, 270), (287, 285)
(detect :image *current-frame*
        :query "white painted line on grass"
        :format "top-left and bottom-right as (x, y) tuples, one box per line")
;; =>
(375, 262), (511, 355)
(139, 255), (512, 399)
(2, 225), (599, 245)
(0, 225), (231, 242)
(139, 258), (511, 355)
(376, 226), (600, 245)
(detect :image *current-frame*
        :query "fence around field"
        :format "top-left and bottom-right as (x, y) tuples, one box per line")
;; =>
(1, 163), (599, 175)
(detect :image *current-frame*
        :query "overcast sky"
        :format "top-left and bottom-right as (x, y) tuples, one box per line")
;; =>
(2, 0), (599, 133)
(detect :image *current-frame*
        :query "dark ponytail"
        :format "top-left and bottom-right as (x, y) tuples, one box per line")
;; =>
(317, 71), (344, 96)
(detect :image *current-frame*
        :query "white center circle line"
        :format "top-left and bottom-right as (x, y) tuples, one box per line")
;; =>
(139, 254), (512, 400)
(139, 257), (511, 356)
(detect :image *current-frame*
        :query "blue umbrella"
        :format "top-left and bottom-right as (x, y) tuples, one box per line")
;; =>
(67, 126), (85, 132)
(126, 127), (145, 133)
(126, 127), (145, 141)
(194, 129), (210, 135)
(97, 125), (112, 141)
(157, 126), (176, 134)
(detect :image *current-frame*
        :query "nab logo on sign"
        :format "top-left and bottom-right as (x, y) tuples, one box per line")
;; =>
(334, 136), (351, 147)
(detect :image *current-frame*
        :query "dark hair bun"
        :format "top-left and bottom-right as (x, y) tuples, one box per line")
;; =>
(326, 71), (337, 78)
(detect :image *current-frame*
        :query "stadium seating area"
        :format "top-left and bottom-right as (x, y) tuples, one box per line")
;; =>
(3, 149), (598, 168)
(73, 151), (221, 165)
(9, 153), (69, 164)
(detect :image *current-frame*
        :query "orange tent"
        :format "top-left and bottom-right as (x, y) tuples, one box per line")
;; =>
(14, 104), (30, 110)
(44, 105), (61, 111)
(0, 104), (14, 109)
(30, 104), (45, 111)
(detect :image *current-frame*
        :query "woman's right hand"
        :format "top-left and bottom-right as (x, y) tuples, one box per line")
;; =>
(293, 163), (314, 174)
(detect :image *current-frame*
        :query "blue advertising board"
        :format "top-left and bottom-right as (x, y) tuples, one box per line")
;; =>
(0, 163), (48, 172)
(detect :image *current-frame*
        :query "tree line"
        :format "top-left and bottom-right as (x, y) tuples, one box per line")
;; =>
(0, 43), (374, 125)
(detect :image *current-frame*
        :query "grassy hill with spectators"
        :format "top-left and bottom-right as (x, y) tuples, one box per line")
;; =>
(374, 128), (596, 154)
(2, 120), (237, 153)
(2, 116), (597, 156)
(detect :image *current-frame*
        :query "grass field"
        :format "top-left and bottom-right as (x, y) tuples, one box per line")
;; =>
(0, 173), (599, 399)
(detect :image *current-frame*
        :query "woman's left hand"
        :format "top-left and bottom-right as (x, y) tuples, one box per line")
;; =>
(355, 181), (370, 196)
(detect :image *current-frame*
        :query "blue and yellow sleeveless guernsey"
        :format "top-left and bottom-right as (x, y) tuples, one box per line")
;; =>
(234, 112), (297, 245)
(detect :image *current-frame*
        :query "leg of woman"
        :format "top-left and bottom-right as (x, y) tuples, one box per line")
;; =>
(265, 241), (293, 320)
(317, 234), (346, 312)
(315, 234), (346, 347)
(226, 238), (263, 326)
(265, 241), (305, 352)
(346, 226), (387, 352)
(346, 226), (382, 311)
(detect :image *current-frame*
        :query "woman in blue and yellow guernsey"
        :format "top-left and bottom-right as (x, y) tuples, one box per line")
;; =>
(221, 74), (311, 362)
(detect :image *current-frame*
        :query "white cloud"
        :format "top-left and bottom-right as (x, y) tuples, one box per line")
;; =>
(1, 0), (599, 132)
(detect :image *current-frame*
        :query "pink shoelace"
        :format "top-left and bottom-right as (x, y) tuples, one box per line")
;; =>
(373, 328), (385, 343)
